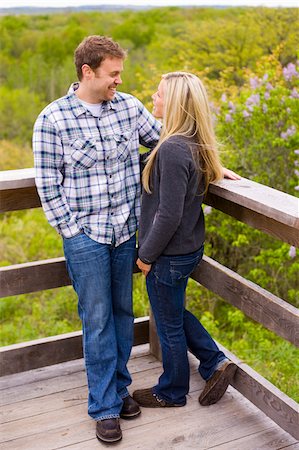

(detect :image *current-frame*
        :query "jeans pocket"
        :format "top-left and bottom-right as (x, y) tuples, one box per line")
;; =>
(170, 256), (201, 283)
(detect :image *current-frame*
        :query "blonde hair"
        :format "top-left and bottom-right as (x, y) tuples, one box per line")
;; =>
(142, 72), (223, 193)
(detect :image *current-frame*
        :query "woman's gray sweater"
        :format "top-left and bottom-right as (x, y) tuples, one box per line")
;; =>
(138, 135), (206, 264)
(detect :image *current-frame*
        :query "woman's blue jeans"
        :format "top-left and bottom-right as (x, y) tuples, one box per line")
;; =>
(146, 246), (226, 406)
(63, 232), (136, 420)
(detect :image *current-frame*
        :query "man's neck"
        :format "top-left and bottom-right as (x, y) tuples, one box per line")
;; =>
(75, 84), (103, 105)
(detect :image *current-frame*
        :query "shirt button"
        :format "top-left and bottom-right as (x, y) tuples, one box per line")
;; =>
(111, 212), (114, 215)
(109, 175), (112, 178)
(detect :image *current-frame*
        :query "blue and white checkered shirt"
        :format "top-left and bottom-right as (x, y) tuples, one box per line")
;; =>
(33, 85), (161, 246)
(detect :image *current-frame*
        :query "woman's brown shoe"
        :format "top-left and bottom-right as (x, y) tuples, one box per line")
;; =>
(133, 388), (185, 408)
(120, 395), (141, 419)
(96, 418), (122, 443)
(199, 360), (237, 406)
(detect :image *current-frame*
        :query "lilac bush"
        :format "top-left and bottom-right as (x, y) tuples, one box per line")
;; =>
(204, 54), (298, 306)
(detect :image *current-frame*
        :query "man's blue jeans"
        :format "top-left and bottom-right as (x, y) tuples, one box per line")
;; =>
(63, 233), (136, 420)
(146, 246), (226, 406)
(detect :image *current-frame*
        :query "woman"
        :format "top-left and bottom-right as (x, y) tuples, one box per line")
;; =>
(133, 72), (238, 408)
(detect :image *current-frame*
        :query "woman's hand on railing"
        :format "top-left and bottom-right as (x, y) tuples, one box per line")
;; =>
(222, 167), (241, 180)
(137, 258), (152, 277)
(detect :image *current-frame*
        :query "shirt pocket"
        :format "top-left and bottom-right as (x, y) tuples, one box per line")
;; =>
(113, 128), (134, 162)
(69, 138), (98, 170)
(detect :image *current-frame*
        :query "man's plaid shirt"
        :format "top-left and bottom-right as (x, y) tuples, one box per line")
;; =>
(33, 87), (161, 246)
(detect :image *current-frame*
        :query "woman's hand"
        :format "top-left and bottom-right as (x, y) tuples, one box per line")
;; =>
(222, 167), (241, 180)
(137, 258), (152, 277)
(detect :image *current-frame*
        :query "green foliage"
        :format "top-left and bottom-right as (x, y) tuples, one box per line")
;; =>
(0, 287), (80, 345)
(215, 51), (299, 194)
(0, 7), (298, 402)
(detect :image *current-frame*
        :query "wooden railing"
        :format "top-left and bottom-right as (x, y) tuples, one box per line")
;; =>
(0, 168), (298, 439)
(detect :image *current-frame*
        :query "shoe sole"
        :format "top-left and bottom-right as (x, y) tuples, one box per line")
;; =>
(96, 433), (122, 443)
(120, 409), (141, 420)
(199, 362), (237, 406)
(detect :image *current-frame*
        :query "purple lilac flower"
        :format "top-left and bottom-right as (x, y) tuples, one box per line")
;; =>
(295, 186), (299, 191)
(250, 77), (260, 89)
(243, 110), (251, 118)
(228, 101), (236, 113)
(246, 94), (260, 109)
(286, 108), (291, 114)
(290, 88), (299, 99)
(266, 82), (273, 91)
(264, 92), (270, 100)
(221, 93), (227, 102)
(280, 125), (296, 139)
(294, 161), (299, 167)
(204, 206), (212, 215)
(210, 102), (220, 115)
(294, 169), (299, 177)
(212, 114), (218, 126)
(225, 113), (233, 123)
(262, 104), (268, 113)
(262, 74), (269, 82)
(288, 246), (296, 258)
(283, 63), (299, 82)
(294, 149), (299, 155)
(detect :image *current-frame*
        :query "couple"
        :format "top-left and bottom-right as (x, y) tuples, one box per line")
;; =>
(33, 35), (239, 444)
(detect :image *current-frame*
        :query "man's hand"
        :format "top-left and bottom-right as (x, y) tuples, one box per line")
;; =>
(137, 258), (152, 277)
(222, 167), (241, 180)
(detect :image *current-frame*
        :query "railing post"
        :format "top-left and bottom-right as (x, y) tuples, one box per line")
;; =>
(149, 307), (162, 361)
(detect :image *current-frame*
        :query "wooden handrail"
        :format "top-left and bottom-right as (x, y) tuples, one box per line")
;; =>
(1, 256), (298, 346)
(1, 169), (298, 245)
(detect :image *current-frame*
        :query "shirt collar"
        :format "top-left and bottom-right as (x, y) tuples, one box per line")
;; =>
(67, 82), (118, 117)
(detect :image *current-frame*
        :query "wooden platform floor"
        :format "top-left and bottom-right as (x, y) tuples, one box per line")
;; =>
(1, 344), (298, 450)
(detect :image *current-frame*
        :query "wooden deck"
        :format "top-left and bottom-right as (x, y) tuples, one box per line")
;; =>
(1, 345), (297, 450)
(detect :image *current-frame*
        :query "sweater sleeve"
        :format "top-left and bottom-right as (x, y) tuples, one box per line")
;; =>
(138, 140), (190, 263)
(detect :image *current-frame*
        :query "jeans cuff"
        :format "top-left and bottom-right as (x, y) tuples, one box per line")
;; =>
(215, 357), (229, 371)
(93, 414), (120, 421)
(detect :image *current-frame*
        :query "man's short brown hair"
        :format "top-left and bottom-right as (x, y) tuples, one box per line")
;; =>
(74, 35), (127, 80)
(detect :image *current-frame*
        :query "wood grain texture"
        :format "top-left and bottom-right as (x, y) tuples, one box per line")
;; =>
(217, 344), (299, 440)
(192, 256), (299, 347)
(0, 259), (141, 298)
(0, 350), (296, 450)
(0, 317), (149, 376)
(1, 171), (298, 246)
(0, 257), (70, 298)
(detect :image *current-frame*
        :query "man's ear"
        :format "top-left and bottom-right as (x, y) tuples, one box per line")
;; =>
(81, 64), (93, 80)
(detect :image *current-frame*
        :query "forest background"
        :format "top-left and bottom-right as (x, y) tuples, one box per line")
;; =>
(0, 6), (298, 400)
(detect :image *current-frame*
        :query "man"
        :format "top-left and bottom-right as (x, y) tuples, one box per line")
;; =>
(33, 35), (161, 444)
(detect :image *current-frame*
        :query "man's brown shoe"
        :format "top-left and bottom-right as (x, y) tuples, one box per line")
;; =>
(199, 360), (237, 406)
(96, 418), (122, 443)
(120, 395), (141, 419)
(133, 388), (185, 408)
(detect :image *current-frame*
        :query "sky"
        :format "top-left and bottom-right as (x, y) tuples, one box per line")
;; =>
(1, 0), (298, 8)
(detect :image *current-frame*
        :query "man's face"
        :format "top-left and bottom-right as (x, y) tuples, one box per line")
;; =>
(89, 57), (124, 102)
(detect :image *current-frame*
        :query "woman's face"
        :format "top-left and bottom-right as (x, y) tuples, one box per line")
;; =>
(152, 79), (165, 118)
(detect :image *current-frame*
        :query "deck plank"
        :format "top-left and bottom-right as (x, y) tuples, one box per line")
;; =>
(0, 347), (159, 407)
(0, 348), (297, 450)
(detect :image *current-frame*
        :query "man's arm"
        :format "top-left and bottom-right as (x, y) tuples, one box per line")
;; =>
(136, 99), (161, 149)
(33, 115), (81, 238)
